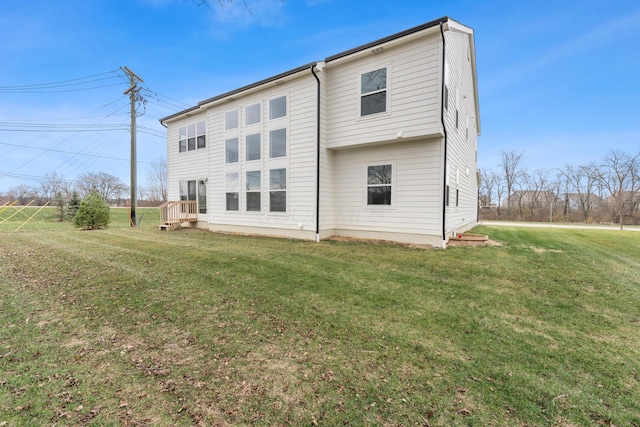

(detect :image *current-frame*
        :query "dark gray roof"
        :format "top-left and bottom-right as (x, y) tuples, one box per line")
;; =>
(161, 16), (449, 123)
(326, 16), (448, 62)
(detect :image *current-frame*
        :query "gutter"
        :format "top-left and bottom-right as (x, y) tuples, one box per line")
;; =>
(440, 21), (449, 249)
(311, 63), (323, 242)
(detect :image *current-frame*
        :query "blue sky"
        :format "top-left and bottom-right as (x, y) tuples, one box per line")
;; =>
(1, 0), (639, 193)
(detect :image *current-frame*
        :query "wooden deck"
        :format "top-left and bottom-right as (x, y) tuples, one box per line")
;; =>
(157, 200), (198, 231)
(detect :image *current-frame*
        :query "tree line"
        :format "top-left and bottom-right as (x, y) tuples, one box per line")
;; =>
(0, 157), (167, 207)
(479, 149), (640, 228)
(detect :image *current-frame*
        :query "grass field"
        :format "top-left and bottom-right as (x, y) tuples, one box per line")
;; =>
(1, 208), (639, 426)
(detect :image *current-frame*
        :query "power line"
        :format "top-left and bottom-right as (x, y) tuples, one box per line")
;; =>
(0, 141), (155, 165)
(0, 69), (123, 93)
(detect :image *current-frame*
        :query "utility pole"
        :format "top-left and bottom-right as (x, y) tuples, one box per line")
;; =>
(121, 66), (144, 227)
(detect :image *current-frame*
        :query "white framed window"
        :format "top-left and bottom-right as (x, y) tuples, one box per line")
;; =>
(196, 121), (206, 149)
(269, 96), (287, 120)
(360, 67), (387, 116)
(178, 120), (206, 152)
(246, 133), (261, 161)
(225, 109), (239, 130)
(225, 172), (239, 211)
(197, 179), (207, 214)
(246, 103), (261, 125)
(269, 168), (286, 212)
(225, 138), (239, 163)
(187, 124), (196, 151)
(179, 126), (187, 152)
(269, 128), (286, 158)
(444, 60), (450, 112)
(179, 179), (206, 214)
(366, 164), (392, 206)
(246, 170), (261, 212)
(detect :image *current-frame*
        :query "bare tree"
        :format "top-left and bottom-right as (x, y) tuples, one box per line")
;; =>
(38, 171), (65, 205)
(76, 172), (129, 204)
(559, 163), (599, 221)
(142, 156), (168, 202)
(7, 184), (35, 205)
(594, 150), (640, 229)
(500, 150), (525, 219)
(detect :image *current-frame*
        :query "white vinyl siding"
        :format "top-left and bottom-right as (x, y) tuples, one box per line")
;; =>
(164, 20), (479, 245)
(326, 34), (442, 149)
(206, 72), (317, 232)
(166, 112), (210, 204)
(442, 28), (479, 234)
(332, 139), (442, 237)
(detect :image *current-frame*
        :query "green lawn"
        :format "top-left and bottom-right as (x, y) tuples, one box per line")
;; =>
(1, 209), (639, 426)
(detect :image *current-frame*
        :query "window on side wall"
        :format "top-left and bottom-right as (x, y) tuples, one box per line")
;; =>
(246, 170), (261, 212)
(179, 121), (206, 152)
(196, 121), (206, 149)
(179, 126), (187, 152)
(225, 173), (239, 211)
(269, 128), (286, 158)
(225, 138), (239, 163)
(246, 133), (261, 161)
(246, 103), (261, 125)
(360, 67), (387, 116)
(269, 96), (287, 120)
(366, 164), (392, 205)
(269, 168), (286, 212)
(225, 109), (239, 130)
(187, 124), (196, 151)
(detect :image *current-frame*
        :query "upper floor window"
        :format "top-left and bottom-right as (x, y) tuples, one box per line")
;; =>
(225, 138), (239, 163)
(196, 121), (206, 149)
(360, 67), (387, 116)
(269, 128), (286, 158)
(367, 164), (392, 205)
(246, 103), (261, 125)
(179, 121), (205, 153)
(225, 109), (239, 130)
(269, 96), (287, 120)
(246, 133), (261, 161)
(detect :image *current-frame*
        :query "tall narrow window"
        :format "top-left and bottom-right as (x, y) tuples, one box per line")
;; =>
(246, 103), (261, 125)
(246, 171), (261, 212)
(269, 96), (287, 120)
(455, 89), (460, 129)
(367, 164), (392, 205)
(225, 173), (239, 211)
(225, 110), (239, 130)
(466, 115), (469, 139)
(188, 180), (196, 202)
(444, 60), (450, 111)
(361, 67), (387, 116)
(225, 138), (238, 163)
(198, 180), (207, 214)
(269, 128), (286, 158)
(269, 168), (286, 212)
(196, 121), (206, 149)
(179, 181), (189, 201)
(246, 134), (261, 161)
(179, 126), (187, 152)
(187, 124), (196, 151)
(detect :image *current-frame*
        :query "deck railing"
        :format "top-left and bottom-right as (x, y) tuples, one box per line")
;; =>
(158, 200), (198, 229)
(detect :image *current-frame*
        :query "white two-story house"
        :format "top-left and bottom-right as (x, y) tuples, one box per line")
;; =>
(160, 16), (481, 248)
